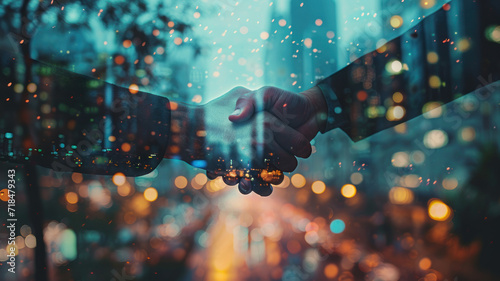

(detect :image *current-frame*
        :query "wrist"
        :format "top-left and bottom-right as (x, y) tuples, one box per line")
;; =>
(165, 102), (206, 165)
(300, 86), (328, 133)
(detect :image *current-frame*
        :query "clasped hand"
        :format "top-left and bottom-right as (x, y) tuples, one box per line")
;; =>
(198, 86), (327, 196)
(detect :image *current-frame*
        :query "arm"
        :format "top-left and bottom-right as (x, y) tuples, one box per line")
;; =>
(0, 52), (171, 177)
(318, 0), (500, 140)
(231, 0), (499, 143)
(1, 52), (310, 180)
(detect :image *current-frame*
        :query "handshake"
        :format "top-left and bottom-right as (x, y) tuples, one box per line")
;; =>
(166, 86), (328, 196)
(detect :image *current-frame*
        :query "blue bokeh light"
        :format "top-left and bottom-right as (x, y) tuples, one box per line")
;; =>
(330, 219), (346, 234)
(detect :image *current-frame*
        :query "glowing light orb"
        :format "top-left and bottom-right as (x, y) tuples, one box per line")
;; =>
(330, 219), (345, 234)
(112, 173), (126, 186)
(291, 174), (306, 188)
(65, 192), (79, 204)
(390, 15), (403, 29)
(311, 181), (326, 194)
(341, 184), (357, 198)
(428, 199), (451, 221)
(144, 187), (158, 202)
(175, 176), (188, 189)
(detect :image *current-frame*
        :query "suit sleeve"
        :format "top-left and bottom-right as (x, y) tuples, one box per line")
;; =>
(317, 0), (500, 141)
(0, 52), (171, 177)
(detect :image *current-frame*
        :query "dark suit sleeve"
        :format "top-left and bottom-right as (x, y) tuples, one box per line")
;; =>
(0, 52), (171, 177)
(317, 0), (500, 141)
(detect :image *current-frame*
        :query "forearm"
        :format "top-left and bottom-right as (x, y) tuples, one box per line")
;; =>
(299, 86), (329, 133)
(0, 52), (171, 176)
(164, 102), (207, 168)
(317, 0), (500, 140)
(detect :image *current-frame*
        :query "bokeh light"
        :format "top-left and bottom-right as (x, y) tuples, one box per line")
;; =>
(420, 0), (436, 9)
(291, 174), (306, 188)
(392, 151), (410, 167)
(460, 127), (476, 142)
(122, 39), (132, 48)
(117, 183), (133, 197)
(419, 257), (432, 270)
(341, 184), (357, 198)
(390, 15), (403, 29)
(350, 173), (363, 185)
(392, 92), (404, 103)
(3, 1), (496, 280)
(175, 176), (188, 189)
(422, 102), (443, 118)
(324, 263), (339, 279)
(311, 181), (326, 194)
(429, 75), (441, 89)
(128, 84), (139, 94)
(389, 187), (414, 204)
(442, 177), (458, 190)
(112, 173), (126, 186)
(71, 173), (83, 184)
(427, 52), (439, 64)
(423, 130), (448, 149)
(144, 187), (158, 202)
(386, 60), (403, 74)
(330, 219), (346, 234)
(428, 199), (452, 221)
(65, 192), (79, 204)
(25, 234), (36, 249)
(0, 189), (9, 202)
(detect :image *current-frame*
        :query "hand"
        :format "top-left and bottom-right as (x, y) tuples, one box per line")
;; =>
(226, 86), (328, 195)
(203, 87), (312, 172)
(204, 87), (312, 196)
(166, 87), (312, 196)
(228, 86), (328, 141)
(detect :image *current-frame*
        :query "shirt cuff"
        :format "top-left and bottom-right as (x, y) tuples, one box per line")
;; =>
(316, 81), (349, 133)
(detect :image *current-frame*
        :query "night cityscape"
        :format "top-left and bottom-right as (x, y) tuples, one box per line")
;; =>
(1, 0), (500, 280)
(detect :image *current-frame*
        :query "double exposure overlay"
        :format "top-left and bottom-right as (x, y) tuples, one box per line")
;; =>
(1, 0), (500, 280)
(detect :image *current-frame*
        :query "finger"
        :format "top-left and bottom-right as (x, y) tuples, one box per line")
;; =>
(251, 180), (273, 197)
(238, 179), (253, 195)
(266, 140), (298, 173)
(229, 92), (256, 122)
(261, 112), (311, 158)
(249, 138), (297, 172)
(267, 119), (312, 158)
(297, 117), (321, 141)
(223, 176), (240, 186)
(229, 87), (283, 123)
(249, 126), (298, 172)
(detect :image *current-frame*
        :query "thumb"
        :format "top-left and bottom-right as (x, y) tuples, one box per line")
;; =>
(229, 95), (255, 122)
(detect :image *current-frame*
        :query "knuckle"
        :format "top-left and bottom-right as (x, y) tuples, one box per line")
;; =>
(233, 87), (252, 97)
(238, 92), (255, 103)
(260, 86), (277, 97)
(259, 86), (271, 92)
